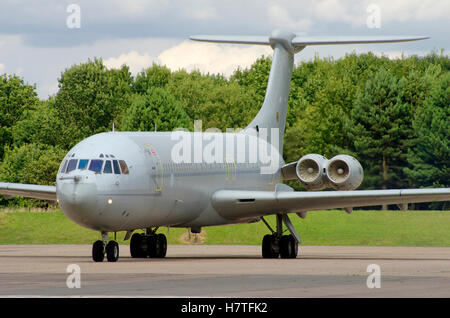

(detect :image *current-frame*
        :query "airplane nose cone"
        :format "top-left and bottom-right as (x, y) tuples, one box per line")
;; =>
(58, 181), (99, 230)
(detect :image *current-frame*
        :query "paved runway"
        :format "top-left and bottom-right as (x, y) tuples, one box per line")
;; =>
(0, 245), (449, 297)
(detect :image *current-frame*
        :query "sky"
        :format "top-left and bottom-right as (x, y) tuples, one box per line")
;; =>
(0, 0), (448, 99)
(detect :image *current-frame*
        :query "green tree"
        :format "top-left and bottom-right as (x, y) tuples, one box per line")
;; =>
(54, 58), (132, 146)
(344, 68), (412, 204)
(0, 143), (66, 207)
(0, 74), (39, 159)
(167, 70), (259, 131)
(12, 98), (70, 149)
(231, 56), (271, 104)
(132, 63), (172, 94)
(404, 72), (449, 189)
(121, 87), (193, 132)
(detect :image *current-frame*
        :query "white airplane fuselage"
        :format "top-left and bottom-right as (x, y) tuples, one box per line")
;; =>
(57, 131), (283, 232)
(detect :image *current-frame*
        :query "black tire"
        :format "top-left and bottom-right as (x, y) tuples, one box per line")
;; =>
(280, 235), (298, 259)
(289, 235), (298, 258)
(130, 233), (144, 258)
(147, 235), (159, 258)
(262, 234), (279, 259)
(106, 241), (119, 262)
(92, 240), (105, 262)
(157, 234), (167, 258)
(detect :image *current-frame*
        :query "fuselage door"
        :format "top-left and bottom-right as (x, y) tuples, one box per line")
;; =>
(144, 144), (163, 192)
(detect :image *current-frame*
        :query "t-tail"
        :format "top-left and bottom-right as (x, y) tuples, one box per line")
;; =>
(190, 30), (429, 153)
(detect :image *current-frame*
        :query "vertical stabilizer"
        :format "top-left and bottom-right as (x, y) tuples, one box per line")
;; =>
(245, 30), (304, 152)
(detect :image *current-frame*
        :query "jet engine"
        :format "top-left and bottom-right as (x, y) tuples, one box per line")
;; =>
(295, 154), (329, 190)
(326, 154), (363, 190)
(281, 153), (364, 191)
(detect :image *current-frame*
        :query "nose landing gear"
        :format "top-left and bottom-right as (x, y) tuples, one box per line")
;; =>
(92, 231), (119, 262)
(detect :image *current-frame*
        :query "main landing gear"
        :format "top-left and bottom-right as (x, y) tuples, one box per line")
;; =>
(92, 232), (119, 262)
(91, 229), (168, 262)
(261, 214), (301, 259)
(130, 228), (167, 258)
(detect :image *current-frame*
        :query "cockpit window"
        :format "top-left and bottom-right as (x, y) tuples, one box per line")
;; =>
(103, 160), (112, 174)
(112, 160), (121, 174)
(66, 159), (78, 173)
(119, 160), (129, 174)
(78, 159), (89, 170)
(60, 160), (68, 173)
(88, 160), (103, 173)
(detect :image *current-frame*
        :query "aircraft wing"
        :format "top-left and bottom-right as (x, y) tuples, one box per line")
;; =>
(0, 182), (57, 201)
(211, 188), (450, 219)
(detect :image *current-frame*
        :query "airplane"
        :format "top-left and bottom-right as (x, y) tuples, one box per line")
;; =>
(1, 29), (449, 262)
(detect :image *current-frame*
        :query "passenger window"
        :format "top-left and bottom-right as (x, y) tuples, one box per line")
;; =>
(103, 160), (112, 174)
(60, 160), (68, 173)
(66, 159), (78, 173)
(78, 159), (89, 170)
(119, 160), (129, 174)
(112, 160), (121, 174)
(88, 160), (103, 173)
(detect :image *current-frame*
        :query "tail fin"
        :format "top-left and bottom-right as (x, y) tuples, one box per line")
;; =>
(190, 31), (429, 152)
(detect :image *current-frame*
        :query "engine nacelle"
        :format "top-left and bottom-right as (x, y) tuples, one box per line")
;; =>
(326, 154), (363, 190)
(282, 153), (364, 191)
(295, 154), (329, 190)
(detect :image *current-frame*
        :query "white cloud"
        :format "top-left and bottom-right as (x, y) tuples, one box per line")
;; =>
(264, 0), (450, 29)
(104, 41), (273, 77)
(94, 0), (170, 19)
(267, 4), (312, 31)
(374, 0), (450, 23)
(311, 0), (364, 26)
(157, 41), (273, 77)
(104, 51), (153, 75)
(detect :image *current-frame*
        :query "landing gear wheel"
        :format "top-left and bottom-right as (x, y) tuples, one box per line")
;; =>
(147, 235), (159, 258)
(279, 235), (298, 259)
(130, 233), (145, 258)
(262, 234), (279, 259)
(156, 234), (167, 258)
(92, 240), (105, 262)
(106, 241), (119, 262)
(130, 232), (168, 259)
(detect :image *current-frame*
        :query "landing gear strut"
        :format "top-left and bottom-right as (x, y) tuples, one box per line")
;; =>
(130, 228), (167, 258)
(261, 214), (300, 259)
(92, 232), (119, 262)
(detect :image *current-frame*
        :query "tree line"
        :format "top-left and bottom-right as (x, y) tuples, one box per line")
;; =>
(0, 51), (448, 209)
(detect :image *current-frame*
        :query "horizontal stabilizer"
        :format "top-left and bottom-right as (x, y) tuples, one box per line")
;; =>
(190, 35), (270, 45)
(291, 35), (429, 46)
(191, 33), (429, 52)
